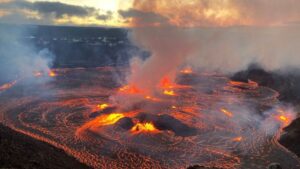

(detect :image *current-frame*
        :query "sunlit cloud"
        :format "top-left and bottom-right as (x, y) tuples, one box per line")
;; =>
(120, 0), (300, 27)
(1, 0), (300, 27)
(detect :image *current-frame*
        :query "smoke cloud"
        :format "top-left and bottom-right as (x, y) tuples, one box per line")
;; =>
(0, 24), (54, 84)
(118, 0), (300, 94)
(187, 26), (300, 73)
(127, 27), (195, 92)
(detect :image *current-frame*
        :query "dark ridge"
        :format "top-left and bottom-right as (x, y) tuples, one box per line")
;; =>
(231, 63), (300, 104)
(0, 23), (150, 71)
(115, 117), (134, 130)
(0, 124), (90, 169)
(136, 113), (198, 137)
(89, 106), (118, 118)
(279, 117), (300, 157)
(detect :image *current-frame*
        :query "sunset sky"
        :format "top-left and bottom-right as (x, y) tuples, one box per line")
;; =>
(1, 0), (300, 27)
(0, 0), (134, 27)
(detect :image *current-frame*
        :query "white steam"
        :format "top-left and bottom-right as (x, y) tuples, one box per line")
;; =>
(0, 25), (54, 83)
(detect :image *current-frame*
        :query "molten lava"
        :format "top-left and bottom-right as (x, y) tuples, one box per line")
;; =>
(3, 67), (298, 169)
(275, 109), (293, 126)
(220, 108), (233, 117)
(160, 76), (176, 89)
(163, 90), (176, 96)
(279, 115), (287, 122)
(180, 67), (193, 74)
(229, 80), (258, 89)
(97, 103), (109, 110)
(131, 122), (158, 134)
(119, 85), (142, 94)
(48, 70), (56, 77)
(145, 95), (160, 101)
(232, 136), (243, 142)
(277, 114), (290, 126)
(0, 80), (17, 92)
(98, 113), (125, 126)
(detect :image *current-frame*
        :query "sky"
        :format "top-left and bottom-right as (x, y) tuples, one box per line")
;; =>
(0, 0), (300, 27)
(0, 0), (134, 27)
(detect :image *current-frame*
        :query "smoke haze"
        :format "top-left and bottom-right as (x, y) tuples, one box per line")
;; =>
(118, 0), (300, 93)
(0, 24), (54, 84)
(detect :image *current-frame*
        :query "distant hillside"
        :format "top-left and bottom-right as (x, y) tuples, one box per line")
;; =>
(0, 24), (149, 68)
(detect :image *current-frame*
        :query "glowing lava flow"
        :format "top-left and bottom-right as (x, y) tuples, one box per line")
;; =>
(98, 113), (125, 126)
(131, 122), (159, 134)
(48, 70), (57, 77)
(163, 90), (176, 96)
(0, 80), (17, 92)
(1, 67), (299, 169)
(180, 67), (193, 74)
(275, 109), (293, 127)
(220, 108), (233, 117)
(97, 103), (109, 110)
(34, 70), (57, 78)
(232, 136), (243, 142)
(159, 76), (184, 96)
(119, 85), (142, 94)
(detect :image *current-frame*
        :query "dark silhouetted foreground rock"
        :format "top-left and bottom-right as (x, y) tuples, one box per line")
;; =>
(0, 124), (90, 169)
(279, 117), (300, 157)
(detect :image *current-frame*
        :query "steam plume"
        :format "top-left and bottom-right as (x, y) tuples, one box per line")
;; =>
(0, 24), (54, 84)
(118, 0), (300, 93)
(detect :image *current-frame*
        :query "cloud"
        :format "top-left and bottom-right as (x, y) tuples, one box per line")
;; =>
(124, 0), (300, 27)
(118, 8), (168, 26)
(97, 11), (113, 21)
(0, 0), (116, 26)
(2, 0), (96, 18)
(29, 1), (95, 18)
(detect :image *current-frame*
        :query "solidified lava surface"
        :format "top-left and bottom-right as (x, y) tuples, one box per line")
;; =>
(0, 67), (300, 169)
